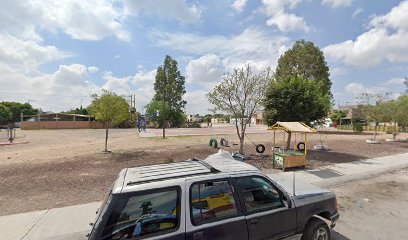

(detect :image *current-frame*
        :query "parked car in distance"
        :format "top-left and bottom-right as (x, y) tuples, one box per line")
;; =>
(88, 150), (339, 240)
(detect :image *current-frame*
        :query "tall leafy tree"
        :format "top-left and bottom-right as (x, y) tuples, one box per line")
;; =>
(0, 104), (12, 125)
(88, 90), (129, 152)
(264, 40), (332, 149)
(207, 65), (269, 154)
(360, 93), (389, 142)
(145, 100), (186, 128)
(152, 55), (186, 137)
(275, 40), (332, 95)
(329, 110), (346, 125)
(1, 101), (38, 123)
(264, 76), (331, 148)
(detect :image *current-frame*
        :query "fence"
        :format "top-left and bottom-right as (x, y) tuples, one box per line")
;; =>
(21, 121), (104, 130)
(337, 125), (404, 132)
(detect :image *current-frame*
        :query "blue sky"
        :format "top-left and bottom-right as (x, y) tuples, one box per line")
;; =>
(0, 0), (407, 114)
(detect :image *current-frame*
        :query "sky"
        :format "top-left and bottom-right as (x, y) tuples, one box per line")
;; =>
(0, 0), (407, 115)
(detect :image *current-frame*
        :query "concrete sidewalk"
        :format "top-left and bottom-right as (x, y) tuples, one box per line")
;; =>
(1, 152), (408, 240)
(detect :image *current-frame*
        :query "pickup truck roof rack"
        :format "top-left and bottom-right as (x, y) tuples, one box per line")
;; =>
(126, 159), (220, 186)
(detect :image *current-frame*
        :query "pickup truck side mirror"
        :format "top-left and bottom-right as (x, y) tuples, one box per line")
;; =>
(282, 194), (292, 208)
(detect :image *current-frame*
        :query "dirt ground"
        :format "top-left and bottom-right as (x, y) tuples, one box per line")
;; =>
(0, 128), (407, 216)
(331, 169), (408, 240)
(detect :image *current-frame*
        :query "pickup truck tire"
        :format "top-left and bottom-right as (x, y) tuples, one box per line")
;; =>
(301, 217), (330, 240)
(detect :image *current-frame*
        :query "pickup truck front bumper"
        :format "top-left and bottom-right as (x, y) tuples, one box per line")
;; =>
(330, 212), (340, 228)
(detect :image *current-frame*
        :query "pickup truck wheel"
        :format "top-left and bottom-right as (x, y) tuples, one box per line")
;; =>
(301, 218), (331, 240)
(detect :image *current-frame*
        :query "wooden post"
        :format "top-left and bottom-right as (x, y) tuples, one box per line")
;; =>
(294, 132), (297, 151)
(273, 129), (276, 168)
(304, 133), (307, 155)
(283, 130), (285, 155)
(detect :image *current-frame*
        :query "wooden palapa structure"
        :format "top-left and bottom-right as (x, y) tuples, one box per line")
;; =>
(269, 122), (316, 171)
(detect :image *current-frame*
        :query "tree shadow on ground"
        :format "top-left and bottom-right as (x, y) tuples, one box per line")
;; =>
(307, 150), (367, 164)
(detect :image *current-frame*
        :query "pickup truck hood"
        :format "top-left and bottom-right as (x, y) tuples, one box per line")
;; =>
(267, 174), (329, 197)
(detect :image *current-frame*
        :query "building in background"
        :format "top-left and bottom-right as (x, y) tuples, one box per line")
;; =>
(21, 113), (103, 130)
(338, 105), (364, 125)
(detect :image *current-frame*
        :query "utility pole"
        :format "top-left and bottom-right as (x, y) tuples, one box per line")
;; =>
(162, 65), (167, 139)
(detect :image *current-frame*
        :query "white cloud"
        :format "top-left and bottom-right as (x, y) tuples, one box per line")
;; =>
(261, 0), (309, 32)
(345, 82), (386, 97)
(369, 1), (408, 32)
(266, 10), (309, 32)
(123, 0), (201, 24)
(0, 64), (100, 111)
(102, 72), (133, 95)
(231, 0), (248, 13)
(186, 54), (224, 87)
(88, 66), (99, 73)
(384, 78), (406, 86)
(351, 8), (363, 18)
(184, 90), (210, 115)
(324, 1), (408, 68)
(149, 27), (289, 71)
(114, 55), (121, 59)
(0, 0), (130, 42)
(322, 0), (353, 8)
(133, 70), (157, 85)
(0, 34), (70, 75)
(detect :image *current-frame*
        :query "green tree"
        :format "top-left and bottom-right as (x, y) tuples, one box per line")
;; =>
(152, 55), (186, 137)
(275, 40), (332, 95)
(64, 107), (88, 115)
(207, 65), (269, 154)
(396, 95), (408, 130)
(88, 90), (129, 152)
(0, 104), (12, 125)
(1, 101), (38, 123)
(264, 75), (331, 148)
(145, 100), (186, 128)
(329, 110), (346, 125)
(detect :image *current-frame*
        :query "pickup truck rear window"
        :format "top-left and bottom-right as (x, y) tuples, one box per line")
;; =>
(101, 187), (180, 239)
(190, 180), (238, 225)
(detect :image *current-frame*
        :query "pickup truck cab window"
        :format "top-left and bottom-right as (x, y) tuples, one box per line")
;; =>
(190, 180), (238, 225)
(101, 187), (180, 240)
(235, 176), (284, 213)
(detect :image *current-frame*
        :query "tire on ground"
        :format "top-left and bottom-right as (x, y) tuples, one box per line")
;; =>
(301, 217), (330, 240)
(220, 138), (228, 146)
(255, 144), (265, 153)
(209, 138), (218, 148)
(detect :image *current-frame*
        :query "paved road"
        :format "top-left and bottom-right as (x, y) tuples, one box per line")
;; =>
(331, 169), (408, 239)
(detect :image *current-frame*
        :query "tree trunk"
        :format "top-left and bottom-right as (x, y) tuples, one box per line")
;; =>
(239, 135), (244, 154)
(393, 120), (397, 141)
(286, 131), (292, 150)
(105, 123), (109, 152)
(373, 122), (378, 141)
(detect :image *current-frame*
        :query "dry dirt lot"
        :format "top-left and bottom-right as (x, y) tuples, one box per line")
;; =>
(0, 128), (407, 216)
(331, 169), (408, 240)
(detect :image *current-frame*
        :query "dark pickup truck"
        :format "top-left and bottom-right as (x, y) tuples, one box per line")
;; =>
(88, 150), (339, 240)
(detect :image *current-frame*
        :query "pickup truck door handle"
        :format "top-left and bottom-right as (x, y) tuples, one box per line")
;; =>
(193, 231), (204, 240)
(250, 218), (258, 224)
